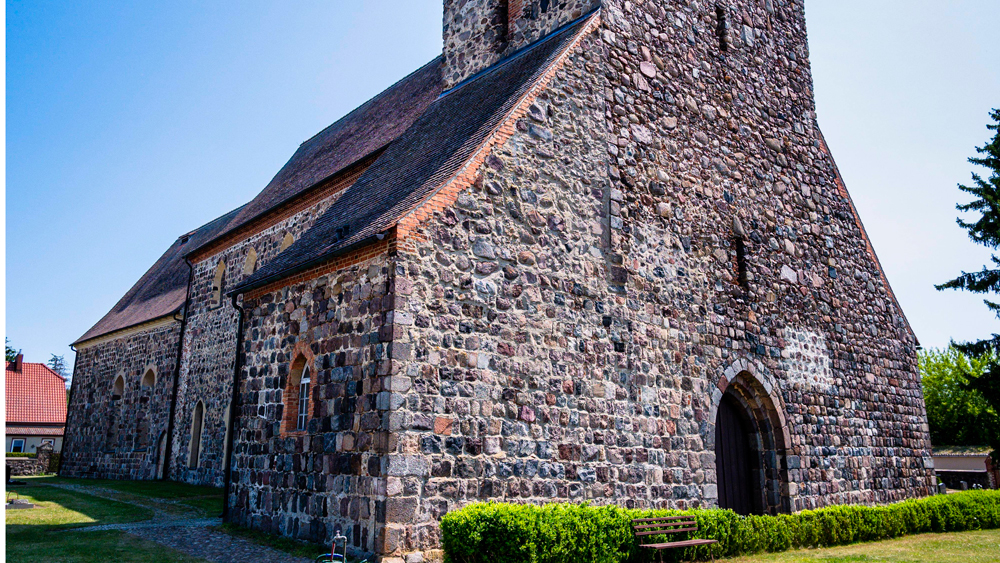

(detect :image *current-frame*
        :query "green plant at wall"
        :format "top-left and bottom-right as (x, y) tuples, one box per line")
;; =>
(6, 338), (18, 362)
(936, 108), (1000, 461)
(441, 491), (1000, 563)
(919, 346), (1000, 447)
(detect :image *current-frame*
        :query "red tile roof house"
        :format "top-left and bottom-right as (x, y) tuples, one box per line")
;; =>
(6, 354), (68, 454)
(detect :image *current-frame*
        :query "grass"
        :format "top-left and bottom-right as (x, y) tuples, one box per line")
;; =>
(6, 477), (216, 563)
(213, 522), (330, 560)
(7, 529), (208, 563)
(5, 483), (152, 530)
(724, 528), (1000, 563)
(19, 475), (224, 516)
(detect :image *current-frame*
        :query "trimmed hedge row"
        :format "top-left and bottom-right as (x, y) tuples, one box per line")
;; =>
(440, 491), (1000, 563)
(5, 452), (36, 458)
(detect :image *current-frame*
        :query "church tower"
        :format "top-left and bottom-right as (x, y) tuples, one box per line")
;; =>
(442, 0), (599, 88)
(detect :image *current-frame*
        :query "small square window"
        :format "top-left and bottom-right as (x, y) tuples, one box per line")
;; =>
(11, 439), (25, 453)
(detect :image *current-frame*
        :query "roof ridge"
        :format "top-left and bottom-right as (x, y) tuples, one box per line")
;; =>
(439, 7), (599, 98)
(300, 56), (444, 147)
(232, 11), (600, 295)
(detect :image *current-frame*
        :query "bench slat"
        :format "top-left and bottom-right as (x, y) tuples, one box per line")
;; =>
(632, 516), (693, 522)
(635, 527), (697, 537)
(640, 539), (719, 549)
(633, 521), (697, 530)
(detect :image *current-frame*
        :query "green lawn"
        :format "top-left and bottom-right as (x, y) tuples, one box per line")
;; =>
(19, 475), (224, 516)
(6, 478), (214, 563)
(724, 528), (1000, 562)
(6, 482), (152, 530)
(7, 529), (208, 563)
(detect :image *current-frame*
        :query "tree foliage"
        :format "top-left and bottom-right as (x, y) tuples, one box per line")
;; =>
(919, 346), (1000, 448)
(47, 354), (67, 377)
(936, 108), (1000, 459)
(6, 338), (18, 362)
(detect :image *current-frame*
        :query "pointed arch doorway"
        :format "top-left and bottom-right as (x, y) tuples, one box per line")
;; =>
(713, 364), (791, 516)
(715, 393), (758, 515)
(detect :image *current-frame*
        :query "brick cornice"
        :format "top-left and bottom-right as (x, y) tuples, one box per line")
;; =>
(188, 154), (378, 264)
(396, 12), (601, 251)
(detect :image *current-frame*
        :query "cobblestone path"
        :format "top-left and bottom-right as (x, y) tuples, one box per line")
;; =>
(47, 483), (315, 563)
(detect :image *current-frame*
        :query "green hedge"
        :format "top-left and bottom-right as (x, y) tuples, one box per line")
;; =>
(440, 491), (1000, 563)
(5, 452), (36, 458)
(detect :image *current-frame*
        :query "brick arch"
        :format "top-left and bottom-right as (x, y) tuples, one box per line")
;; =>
(279, 342), (317, 437)
(710, 358), (792, 515)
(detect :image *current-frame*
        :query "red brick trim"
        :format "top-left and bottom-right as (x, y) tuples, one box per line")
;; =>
(189, 155), (376, 264)
(239, 14), (599, 297)
(243, 236), (394, 300)
(395, 13), (601, 253)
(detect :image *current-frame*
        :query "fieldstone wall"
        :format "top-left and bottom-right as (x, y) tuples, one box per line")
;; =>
(7, 444), (55, 477)
(62, 321), (181, 480)
(227, 248), (395, 553)
(377, 1), (933, 556)
(172, 190), (347, 487)
(443, 0), (599, 88)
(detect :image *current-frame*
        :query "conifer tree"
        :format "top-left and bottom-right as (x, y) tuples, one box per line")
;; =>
(937, 108), (1000, 459)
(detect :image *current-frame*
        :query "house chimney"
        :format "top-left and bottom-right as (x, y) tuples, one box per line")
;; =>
(14, 353), (23, 371)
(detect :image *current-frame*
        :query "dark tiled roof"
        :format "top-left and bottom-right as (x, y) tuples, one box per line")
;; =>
(6, 361), (67, 425)
(237, 15), (594, 292)
(200, 57), (445, 249)
(75, 206), (245, 344)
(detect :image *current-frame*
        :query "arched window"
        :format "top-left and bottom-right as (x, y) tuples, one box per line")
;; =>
(280, 356), (312, 436)
(136, 414), (151, 450)
(107, 374), (125, 451)
(279, 232), (294, 251)
(243, 247), (258, 275)
(141, 369), (156, 390)
(189, 400), (205, 469)
(210, 261), (226, 308)
(297, 367), (311, 432)
(112, 374), (125, 400)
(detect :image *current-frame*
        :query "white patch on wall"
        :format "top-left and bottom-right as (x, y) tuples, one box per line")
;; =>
(781, 328), (833, 389)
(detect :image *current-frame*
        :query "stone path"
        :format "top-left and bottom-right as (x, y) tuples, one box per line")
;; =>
(46, 483), (315, 563)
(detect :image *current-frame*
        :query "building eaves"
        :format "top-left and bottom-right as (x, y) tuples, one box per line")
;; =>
(233, 12), (598, 295)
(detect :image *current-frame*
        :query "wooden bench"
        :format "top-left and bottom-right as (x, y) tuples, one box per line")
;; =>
(632, 516), (719, 562)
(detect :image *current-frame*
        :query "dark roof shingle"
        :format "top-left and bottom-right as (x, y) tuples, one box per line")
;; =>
(238, 15), (594, 292)
(200, 57), (445, 249)
(75, 206), (244, 344)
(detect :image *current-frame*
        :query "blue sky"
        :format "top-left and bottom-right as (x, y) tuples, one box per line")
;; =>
(5, 1), (999, 369)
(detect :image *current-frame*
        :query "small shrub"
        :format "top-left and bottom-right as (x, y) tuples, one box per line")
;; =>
(441, 491), (1000, 563)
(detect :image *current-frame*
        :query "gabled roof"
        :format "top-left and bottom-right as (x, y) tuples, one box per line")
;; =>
(193, 57), (445, 254)
(6, 361), (67, 425)
(236, 13), (596, 292)
(74, 206), (245, 344)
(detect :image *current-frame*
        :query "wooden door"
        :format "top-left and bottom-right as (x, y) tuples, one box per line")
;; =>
(715, 395), (756, 515)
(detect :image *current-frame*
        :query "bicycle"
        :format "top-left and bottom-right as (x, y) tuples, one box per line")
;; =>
(314, 533), (367, 563)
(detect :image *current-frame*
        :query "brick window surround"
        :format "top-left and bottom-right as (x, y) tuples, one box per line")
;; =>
(280, 354), (313, 438)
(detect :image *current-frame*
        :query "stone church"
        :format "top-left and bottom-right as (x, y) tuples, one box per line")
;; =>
(63, 0), (936, 559)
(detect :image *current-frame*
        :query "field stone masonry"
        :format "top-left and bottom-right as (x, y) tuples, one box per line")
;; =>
(63, 1), (936, 560)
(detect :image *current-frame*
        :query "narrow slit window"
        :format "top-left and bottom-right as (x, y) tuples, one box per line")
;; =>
(296, 367), (311, 432)
(715, 6), (729, 52)
(189, 401), (204, 469)
(211, 261), (226, 308)
(735, 237), (749, 291)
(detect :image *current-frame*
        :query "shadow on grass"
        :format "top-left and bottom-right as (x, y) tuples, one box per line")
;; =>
(6, 485), (206, 562)
(20, 475), (224, 517)
(6, 483), (152, 533)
